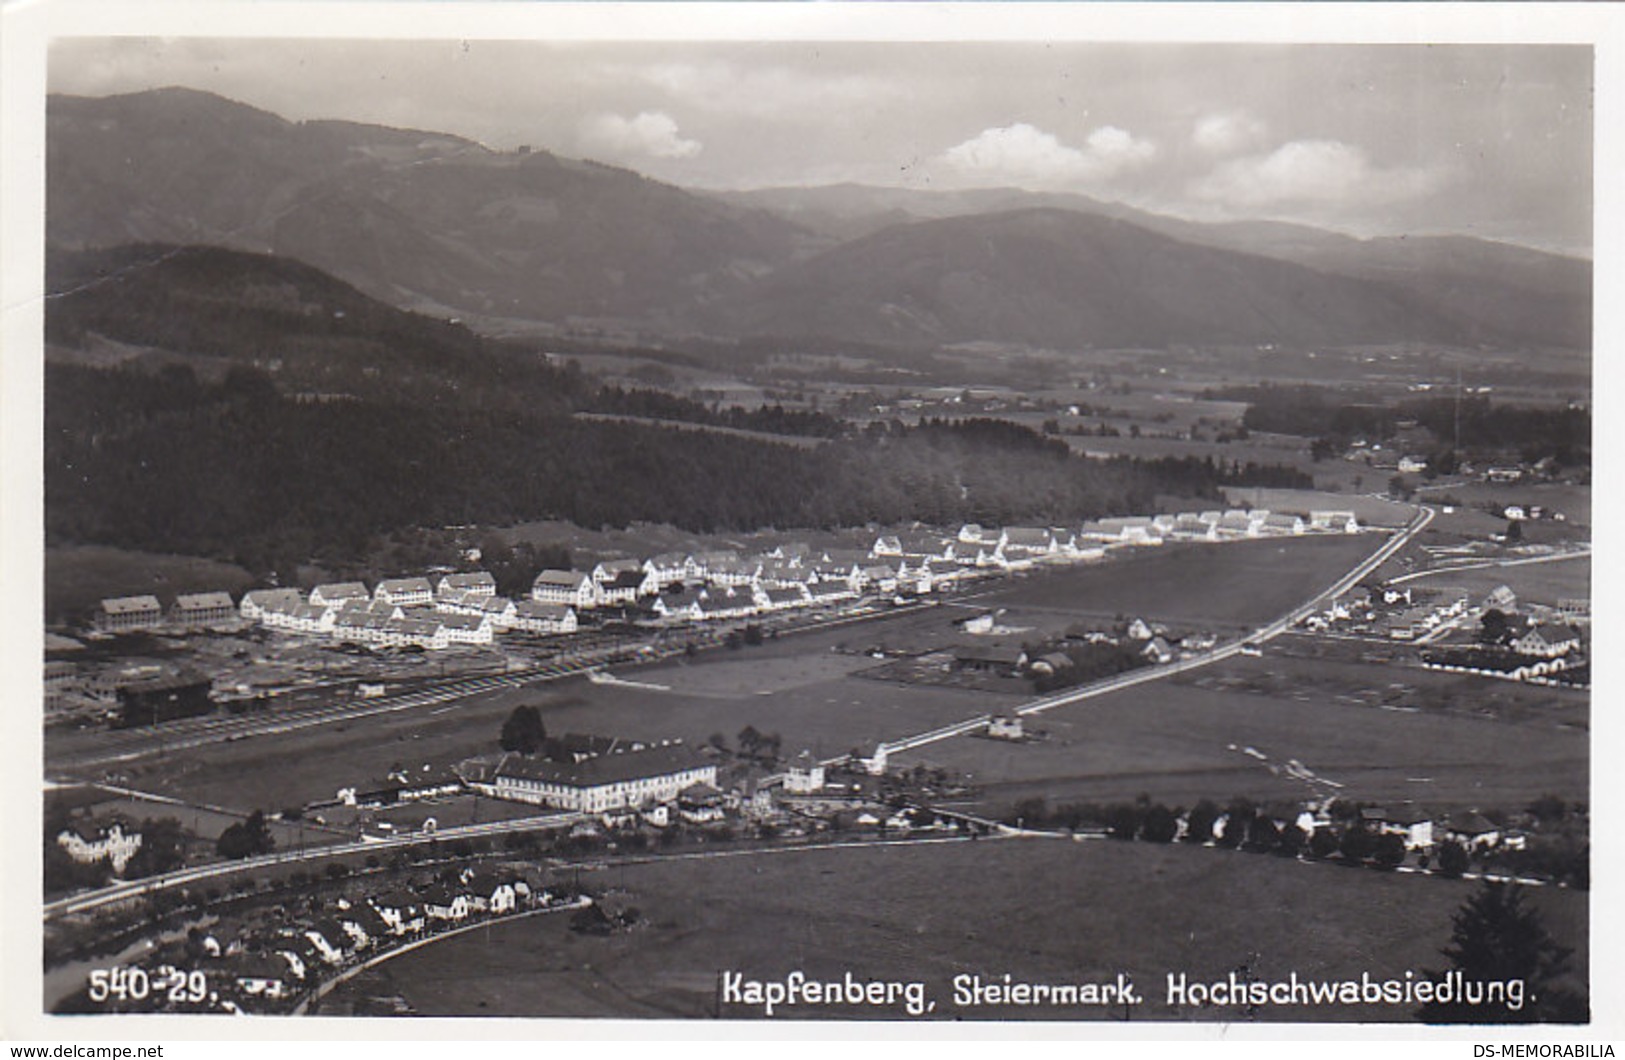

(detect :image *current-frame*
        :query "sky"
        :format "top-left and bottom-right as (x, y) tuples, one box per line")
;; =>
(48, 37), (1594, 254)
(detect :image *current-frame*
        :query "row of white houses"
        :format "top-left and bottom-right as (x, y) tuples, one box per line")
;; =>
(91, 507), (1362, 639)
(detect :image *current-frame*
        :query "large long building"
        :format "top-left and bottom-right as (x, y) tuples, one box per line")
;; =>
(477, 743), (716, 813)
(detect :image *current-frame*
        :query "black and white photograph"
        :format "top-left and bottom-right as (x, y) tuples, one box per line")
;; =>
(3, 0), (1615, 1042)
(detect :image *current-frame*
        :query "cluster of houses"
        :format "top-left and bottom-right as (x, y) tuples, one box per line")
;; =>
(1301, 580), (1588, 685)
(95, 864), (573, 1014)
(1302, 582), (1476, 641)
(86, 506), (1364, 645)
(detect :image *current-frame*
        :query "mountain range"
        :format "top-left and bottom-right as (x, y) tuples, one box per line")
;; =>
(46, 87), (1591, 353)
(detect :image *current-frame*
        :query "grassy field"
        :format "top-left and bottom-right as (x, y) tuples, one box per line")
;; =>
(45, 546), (257, 625)
(972, 535), (1377, 630)
(894, 652), (1587, 817)
(370, 836), (1588, 1022)
(1397, 554), (1591, 606)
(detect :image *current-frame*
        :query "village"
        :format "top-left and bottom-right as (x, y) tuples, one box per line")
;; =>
(48, 503), (1369, 730)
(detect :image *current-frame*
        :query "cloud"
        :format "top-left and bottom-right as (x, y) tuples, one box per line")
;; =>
(1192, 139), (1447, 210)
(579, 111), (701, 160)
(1192, 111), (1268, 155)
(941, 122), (1155, 187)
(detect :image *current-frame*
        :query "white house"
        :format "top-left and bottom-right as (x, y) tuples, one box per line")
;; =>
(436, 572), (496, 597)
(259, 600), (336, 635)
(56, 821), (142, 874)
(532, 570), (598, 610)
(239, 588), (304, 623)
(1261, 512), (1306, 536)
(1309, 511), (1361, 534)
(311, 582), (370, 609)
(485, 743), (717, 813)
(422, 885), (473, 922)
(642, 552), (693, 590)
(436, 612), (494, 646)
(783, 750), (826, 794)
(510, 600), (578, 634)
(375, 577), (434, 607)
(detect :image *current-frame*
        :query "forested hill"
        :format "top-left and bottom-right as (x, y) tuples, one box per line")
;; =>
(45, 242), (1313, 570)
(46, 359), (1290, 573)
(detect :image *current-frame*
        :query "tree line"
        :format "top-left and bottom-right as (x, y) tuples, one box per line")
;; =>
(47, 364), (1284, 575)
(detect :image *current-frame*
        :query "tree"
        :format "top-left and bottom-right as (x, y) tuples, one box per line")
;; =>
(1308, 827), (1341, 860)
(1417, 882), (1587, 1023)
(1372, 833), (1407, 869)
(1216, 801), (1255, 849)
(1141, 804), (1178, 843)
(1245, 815), (1280, 853)
(1338, 826), (1374, 864)
(1437, 840), (1470, 878)
(1479, 608), (1511, 645)
(737, 725), (763, 757)
(1388, 474), (1414, 501)
(217, 810), (275, 860)
(1106, 803), (1142, 841)
(124, 817), (187, 878)
(1184, 800), (1219, 845)
(499, 704), (547, 754)
(1277, 822), (1307, 858)
(707, 732), (729, 753)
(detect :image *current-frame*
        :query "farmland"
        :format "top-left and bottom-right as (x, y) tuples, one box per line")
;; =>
(894, 654), (1587, 816)
(372, 835), (1587, 1022)
(972, 535), (1376, 630)
(1395, 553), (1591, 606)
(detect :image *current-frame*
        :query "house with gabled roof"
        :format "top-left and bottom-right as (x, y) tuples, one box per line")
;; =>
(1170, 513), (1219, 541)
(437, 591), (517, 629)
(436, 611), (493, 646)
(1141, 636), (1175, 664)
(370, 891), (425, 935)
(652, 588), (706, 622)
(871, 534), (904, 557)
(260, 600), (335, 634)
(95, 595), (163, 633)
(304, 919), (349, 966)
(596, 567), (652, 605)
(375, 577), (434, 607)
(170, 591), (237, 626)
(436, 571), (496, 597)
(642, 552), (693, 590)
(421, 884), (473, 922)
(1001, 527), (1056, 556)
(311, 582), (370, 609)
(240, 588), (304, 622)
(227, 954), (293, 999)
(1513, 624), (1581, 659)
(1261, 512), (1306, 536)
(1310, 510), (1361, 534)
(757, 585), (811, 611)
(489, 742), (717, 813)
(510, 600), (578, 634)
(532, 570), (598, 610)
